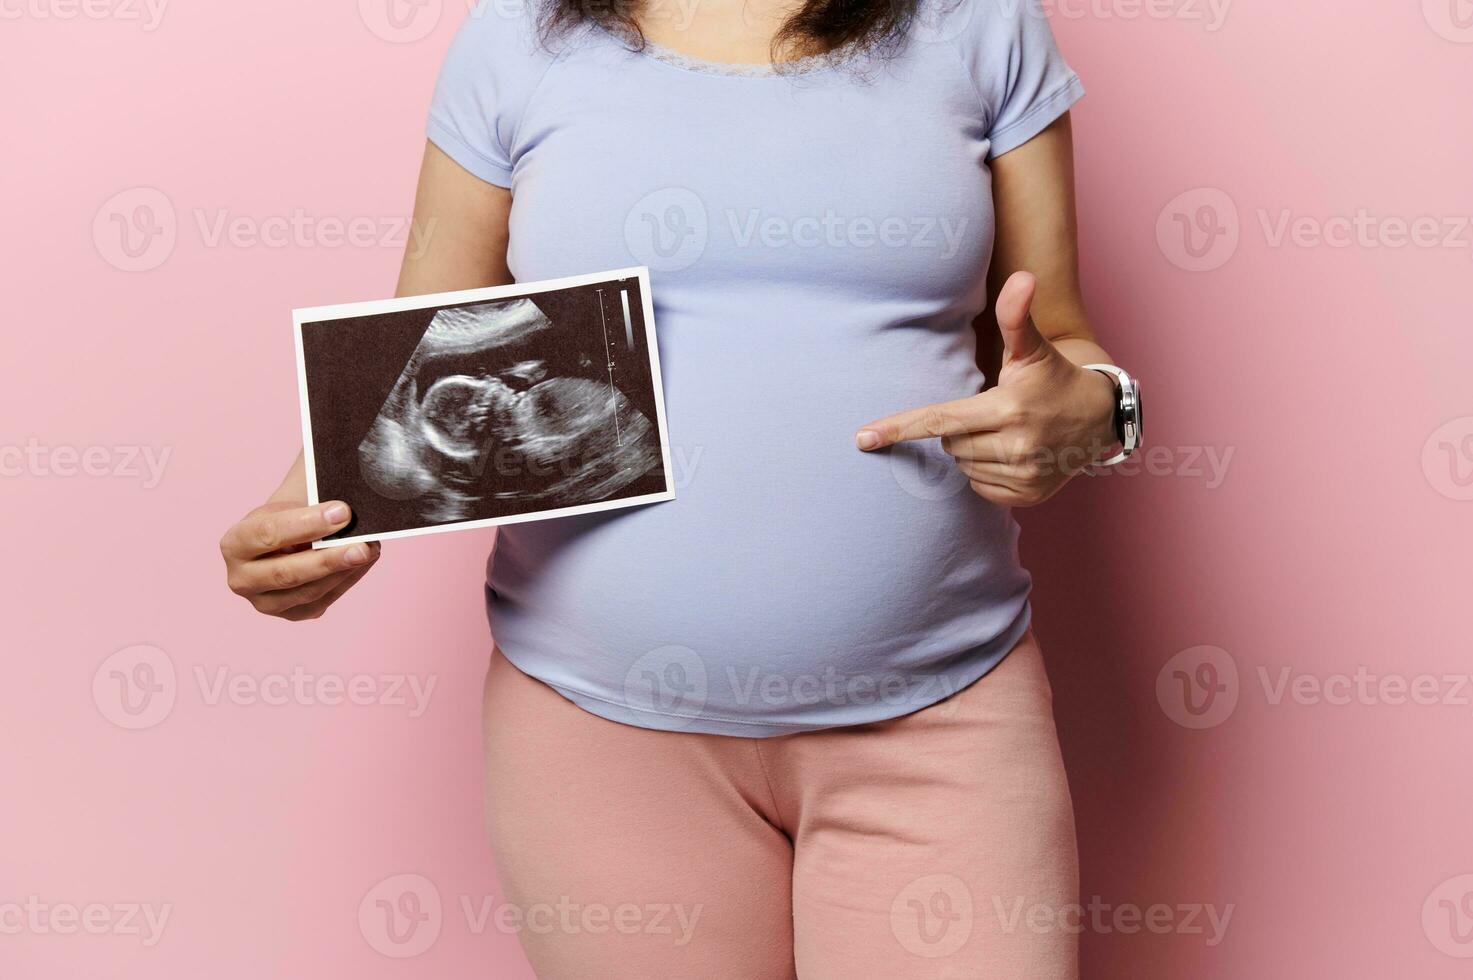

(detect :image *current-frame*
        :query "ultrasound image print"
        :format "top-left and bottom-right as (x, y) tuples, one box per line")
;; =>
(359, 296), (661, 520)
(295, 269), (673, 547)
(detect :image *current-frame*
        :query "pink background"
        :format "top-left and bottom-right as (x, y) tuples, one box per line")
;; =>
(3, 0), (1471, 976)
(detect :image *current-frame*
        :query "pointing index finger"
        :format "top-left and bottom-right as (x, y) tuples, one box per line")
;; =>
(855, 395), (1000, 451)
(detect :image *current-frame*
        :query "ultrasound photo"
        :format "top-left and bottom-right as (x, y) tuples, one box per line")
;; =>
(294, 268), (674, 547)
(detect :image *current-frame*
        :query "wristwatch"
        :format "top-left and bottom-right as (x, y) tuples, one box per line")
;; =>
(1083, 364), (1142, 466)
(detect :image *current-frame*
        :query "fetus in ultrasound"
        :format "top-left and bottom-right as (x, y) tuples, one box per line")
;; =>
(358, 298), (661, 523)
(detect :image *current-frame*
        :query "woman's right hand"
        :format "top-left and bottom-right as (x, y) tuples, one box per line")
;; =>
(220, 458), (381, 621)
(218, 140), (509, 622)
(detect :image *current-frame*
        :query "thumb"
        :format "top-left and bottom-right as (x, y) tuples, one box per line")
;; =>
(995, 271), (1049, 367)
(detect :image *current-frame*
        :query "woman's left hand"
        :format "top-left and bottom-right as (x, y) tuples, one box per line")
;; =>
(855, 271), (1119, 507)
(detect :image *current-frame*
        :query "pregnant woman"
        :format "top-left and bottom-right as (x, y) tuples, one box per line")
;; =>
(219, 0), (1142, 975)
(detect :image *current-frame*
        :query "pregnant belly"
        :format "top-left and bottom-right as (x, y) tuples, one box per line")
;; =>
(489, 421), (1030, 672)
(486, 298), (1028, 693)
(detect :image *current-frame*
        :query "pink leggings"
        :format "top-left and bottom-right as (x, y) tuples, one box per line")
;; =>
(481, 631), (1079, 978)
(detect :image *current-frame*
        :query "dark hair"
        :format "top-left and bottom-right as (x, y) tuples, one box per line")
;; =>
(538, 0), (921, 69)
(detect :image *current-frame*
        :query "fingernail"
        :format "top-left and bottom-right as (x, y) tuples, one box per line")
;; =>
(856, 430), (881, 451)
(324, 503), (350, 525)
(345, 544), (371, 566)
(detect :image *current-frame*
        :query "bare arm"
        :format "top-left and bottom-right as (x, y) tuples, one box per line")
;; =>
(984, 114), (1112, 374)
(857, 114), (1120, 507)
(396, 142), (514, 296)
(222, 143), (513, 620)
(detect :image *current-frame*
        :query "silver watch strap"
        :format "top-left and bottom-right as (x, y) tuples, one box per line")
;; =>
(1083, 363), (1140, 466)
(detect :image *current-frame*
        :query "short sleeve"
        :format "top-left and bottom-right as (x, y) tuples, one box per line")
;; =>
(960, 0), (1084, 159)
(426, 2), (547, 188)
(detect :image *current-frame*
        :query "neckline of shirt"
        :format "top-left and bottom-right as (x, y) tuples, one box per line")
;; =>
(593, 27), (861, 78)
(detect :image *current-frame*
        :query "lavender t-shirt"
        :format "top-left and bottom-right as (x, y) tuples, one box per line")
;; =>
(428, 0), (1083, 736)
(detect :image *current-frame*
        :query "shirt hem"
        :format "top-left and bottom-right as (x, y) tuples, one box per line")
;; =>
(492, 602), (1034, 739)
(986, 73), (1085, 159)
(426, 116), (514, 188)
